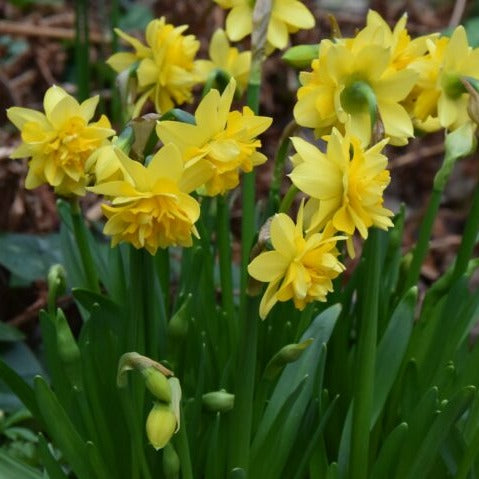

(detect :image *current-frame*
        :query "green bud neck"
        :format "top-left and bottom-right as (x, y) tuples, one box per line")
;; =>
(441, 72), (467, 99)
(341, 81), (376, 115)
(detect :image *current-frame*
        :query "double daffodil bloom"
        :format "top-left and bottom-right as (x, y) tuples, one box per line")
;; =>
(156, 79), (272, 196)
(214, 0), (314, 51)
(289, 128), (394, 240)
(408, 26), (479, 130)
(294, 13), (418, 146)
(7, 85), (114, 196)
(248, 203), (345, 319)
(107, 17), (200, 116)
(89, 143), (212, 253)
(196, 29), (251, 93)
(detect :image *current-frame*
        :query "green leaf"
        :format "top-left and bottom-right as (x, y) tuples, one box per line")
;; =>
(0, 449), (43, 479)
(0, 322), (24, 342)
(37, 433), (69, 479)
(404, 386), (476, 479)
(372, 287), (417, 426)
(0, 233), (62, 283)
(370, 423), (408, 479)
(34, 376), (95, 479)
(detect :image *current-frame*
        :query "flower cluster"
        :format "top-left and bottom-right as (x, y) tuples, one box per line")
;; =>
(294, 11), (479, 146)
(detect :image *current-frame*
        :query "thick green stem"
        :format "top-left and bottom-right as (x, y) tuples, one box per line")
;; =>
(452, 180), (479, 282)
(75, 0), (90, 101)
(350, 228), (381, 479)
(217, 195), (235, 320)
(70, 199), (100, 293)
(175, 405), (194, 479)
(403, 189), (442, 291)
(266, 121), (297, 216)
(279, 185), (299, 213)
(229, 298), (259, 472)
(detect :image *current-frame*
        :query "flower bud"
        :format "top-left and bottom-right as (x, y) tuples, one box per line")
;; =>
(264, 339), (314, 380)
(282, 44), (319, 69)
(168, 295), (192, 338)
(47, 264), (67, 314)
(202, 390), (235, 412)
(141, 367), (172, 403)
(163, 443), (180, 479)
(146, 402), (177, 450)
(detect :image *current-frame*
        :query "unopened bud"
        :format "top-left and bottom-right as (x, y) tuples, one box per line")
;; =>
(264, 339), (314, 380)
(142, 367), (172, 403)
(202, 390), (235, 412)
(168, 295), (191, 338)
(282, 44), (319, 69)
(146, 402), (177, 450)
(47, 264), (66, 314)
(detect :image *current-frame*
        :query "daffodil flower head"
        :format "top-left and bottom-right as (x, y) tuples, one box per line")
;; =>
(289, 128), (394, 240)
(7, 86), (114, 196)
(408, 26), (479, 130)
(89, 143), (212, 254)
(107, 17), (201, 116)
(248, 202), (345, 319)
(294, 20), (418, 146)
(156, 79), (272, 196)
(215, 0), (315, 51)
(196, 29), (251, 94)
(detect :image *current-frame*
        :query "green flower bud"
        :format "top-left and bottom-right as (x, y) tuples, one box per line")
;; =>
(142, 367), (172, 403)
(47, 264), (66, 314)
(168, 295), (192, 338)
(264, 339), (314, 380)
(163, 443), (180, 479)
(282, 44), (319, 69)
(202, 390), (235, 412)
(146, 402), (177, 450)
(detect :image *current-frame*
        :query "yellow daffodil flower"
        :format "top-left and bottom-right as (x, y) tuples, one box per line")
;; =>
(248, 203), (345, 319)
(156, 79), (272, 196)
(294, 18), (418, 146)
(214, 0), (315, 51)
(89, 143), (212, 253)
(356, 10), (433, 71)
(196, 29), (251, 93)
(408, 26), (479, 130)
(107, 17), (200, 116)
(7, 85), (114, 196)
(289, 128), (394, 240)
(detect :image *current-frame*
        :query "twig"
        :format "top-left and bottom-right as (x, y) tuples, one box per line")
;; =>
(0, 20), (109, 44)
(449, 0), (468, 28)
(389, 143), (444, 169)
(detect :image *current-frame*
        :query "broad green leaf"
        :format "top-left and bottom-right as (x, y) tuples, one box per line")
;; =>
(404, 386), (476, 479)
(373, 287), (416, 426)
(0, 233), (62, 283)
(34, 376), (95, 479)
(370, 423), (408, 479)
(37, 433), (69, 479)
(0, 449), (43, 479)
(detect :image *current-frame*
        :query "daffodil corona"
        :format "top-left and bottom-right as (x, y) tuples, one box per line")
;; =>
(156, 79), (272, 196)
(248, 204), (345, 319)
(294, 12), (418, 146)
(89, 144), (212, 254)
(7, 86), (114, 196)
(289, 128), (394, 240)
(108, 18), (200, 116)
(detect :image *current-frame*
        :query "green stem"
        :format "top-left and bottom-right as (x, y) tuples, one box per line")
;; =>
(279, 185), (299, 213)
(128, 247), (146, 353)
(217, 195), (235, 320)
(155, 248), (170, 314)
(266, 121), (297, 216)
(452, 181), (479, 282)
(229, 297), (259, 472)
(403, 189), (442, 291)
(70, 199), (100, 293)
(75, 0), (90, 101)
(175, 405), (194, 479)
(350, 228), (381, 479)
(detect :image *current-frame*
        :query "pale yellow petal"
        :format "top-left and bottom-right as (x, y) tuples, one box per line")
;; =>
(6, 107), (49, 130)
(148, 143), (183, 182)
(270, 213), (297, 257)
(248, 250), (289, 282)
(226, 5), (253, 41)
(107, 52), (138, 72)
(259, 278), (282, 320)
